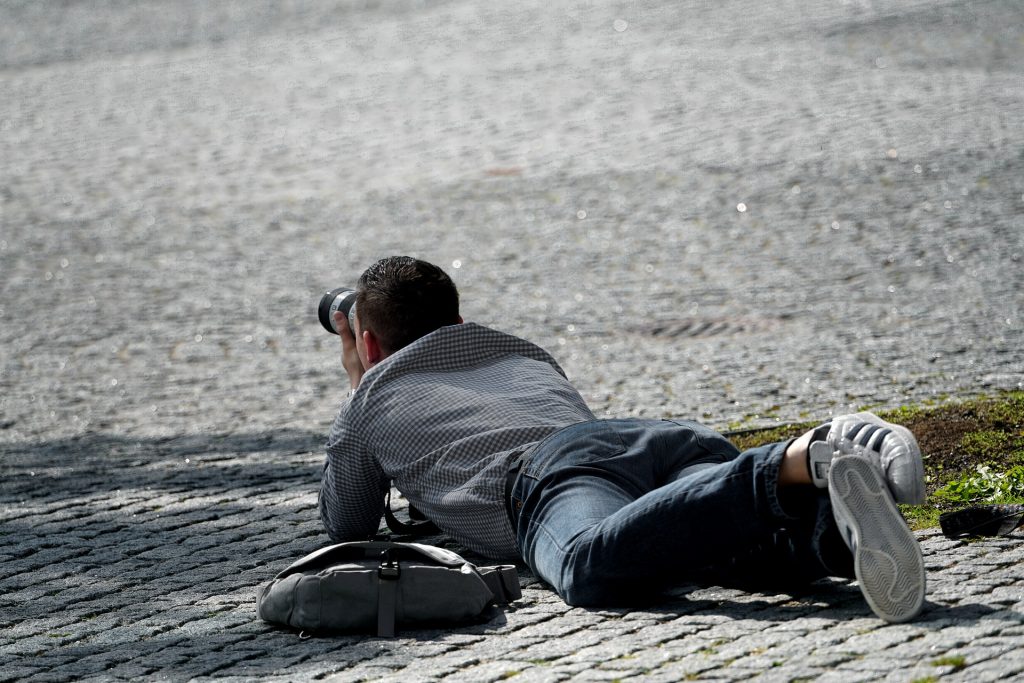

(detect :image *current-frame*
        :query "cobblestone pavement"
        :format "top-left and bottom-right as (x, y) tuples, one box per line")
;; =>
(2, 0), (1023, 680)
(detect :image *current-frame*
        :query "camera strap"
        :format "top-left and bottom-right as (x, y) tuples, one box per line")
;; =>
(383, 488), (440, 537)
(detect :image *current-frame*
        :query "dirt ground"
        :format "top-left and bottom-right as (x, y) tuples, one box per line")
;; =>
(904, 393), (1024, 497)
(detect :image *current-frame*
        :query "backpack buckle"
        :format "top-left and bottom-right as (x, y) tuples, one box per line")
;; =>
(378, 550), (401, 580)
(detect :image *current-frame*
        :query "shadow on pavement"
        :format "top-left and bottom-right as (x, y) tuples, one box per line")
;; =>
(0, 429), (325, 502)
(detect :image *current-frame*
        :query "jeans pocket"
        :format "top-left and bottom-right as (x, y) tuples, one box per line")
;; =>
(522, 420), (629, 480)
(662, 419), (740, 461)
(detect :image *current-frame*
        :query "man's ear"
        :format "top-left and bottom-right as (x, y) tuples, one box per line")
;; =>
(456, 315), (464, 324)
(362, 329), (385, 366)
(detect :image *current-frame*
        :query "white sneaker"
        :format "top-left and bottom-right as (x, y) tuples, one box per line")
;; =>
(809, 412), (926, 505)
(829, 455), (926, 623)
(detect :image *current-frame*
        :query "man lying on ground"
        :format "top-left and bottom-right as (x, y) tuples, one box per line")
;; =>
(319, 256), (926, 623)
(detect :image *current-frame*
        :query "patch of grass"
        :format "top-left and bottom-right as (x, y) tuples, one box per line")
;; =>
(959, 430), (1012, 459)
(884, 392), (1024, 526)
(882, 404), (926, 424)
(725, 390), (1024, 530)
(728, 422), (814, 451)
(980, 391), (1024, 427)
(931, 654), (967, 670)
(899, 504), (942, 530)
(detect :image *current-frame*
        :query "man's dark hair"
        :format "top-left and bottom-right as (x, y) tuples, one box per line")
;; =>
(356, 256), (460, 355)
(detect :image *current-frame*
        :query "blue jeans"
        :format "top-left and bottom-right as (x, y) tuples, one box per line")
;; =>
(510, 419), (853, 606)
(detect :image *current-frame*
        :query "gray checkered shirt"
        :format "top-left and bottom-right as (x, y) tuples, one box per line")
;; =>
(319, 322), (595, 559)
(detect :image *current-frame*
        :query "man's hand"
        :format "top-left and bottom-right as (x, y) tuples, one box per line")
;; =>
(335, 311), (365, 391)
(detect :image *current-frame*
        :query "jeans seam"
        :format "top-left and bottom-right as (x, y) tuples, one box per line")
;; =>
(762, 441), (794, 520)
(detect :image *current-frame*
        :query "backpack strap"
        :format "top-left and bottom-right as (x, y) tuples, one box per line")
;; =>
(376, 547), (401, 637)
(384, 489), (440, 537)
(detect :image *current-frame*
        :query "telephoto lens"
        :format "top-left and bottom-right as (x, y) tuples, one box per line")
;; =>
(318, 287), (357, 334)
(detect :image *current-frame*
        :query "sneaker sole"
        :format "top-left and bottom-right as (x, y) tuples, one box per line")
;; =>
(829, 456), (926, 622)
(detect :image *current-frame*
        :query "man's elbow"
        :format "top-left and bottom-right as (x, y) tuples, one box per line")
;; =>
(319, 494), (379, 542)
(318, 494), (348, 541)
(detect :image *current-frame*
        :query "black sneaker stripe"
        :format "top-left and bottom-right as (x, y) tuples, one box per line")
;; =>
(846, 422), (871, 442)
(871, 428), (893, 452)
(857, 424), (882, 447)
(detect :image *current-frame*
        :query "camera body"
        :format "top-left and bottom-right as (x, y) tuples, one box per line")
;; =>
(318, 287), (358, 335)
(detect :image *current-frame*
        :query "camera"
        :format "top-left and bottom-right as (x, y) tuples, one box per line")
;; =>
(318, 287), (358, 335)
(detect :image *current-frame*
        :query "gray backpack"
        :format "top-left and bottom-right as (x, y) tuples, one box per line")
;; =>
(256, 541), (521, 637)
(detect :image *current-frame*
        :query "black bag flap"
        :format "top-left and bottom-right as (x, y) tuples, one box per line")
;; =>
(274, 541), (471, 580)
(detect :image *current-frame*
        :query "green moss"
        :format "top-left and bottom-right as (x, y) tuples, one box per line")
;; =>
(979, 391), (1024, 426)
(878, 404), (924, 424)
(728, 423), (812, 451)
(899, 504), (941, 530)
(959, 430), (1012, 459)
(931, 654), (967, 670)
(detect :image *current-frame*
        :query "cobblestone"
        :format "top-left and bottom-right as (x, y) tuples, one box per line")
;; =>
(3, 0), (1024, 681)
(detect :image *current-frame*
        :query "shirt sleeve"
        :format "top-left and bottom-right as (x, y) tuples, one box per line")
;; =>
(319, 399), (390, 541)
